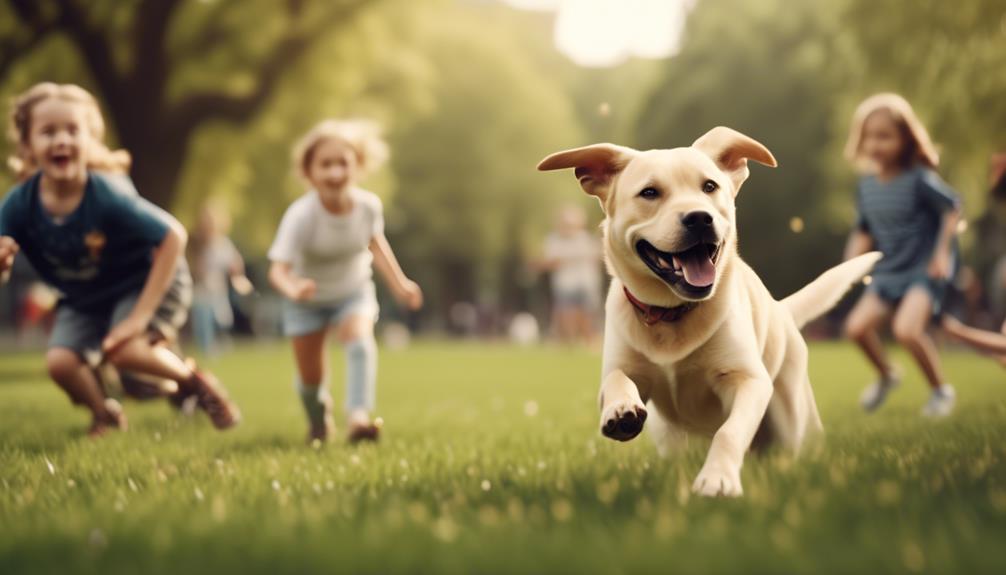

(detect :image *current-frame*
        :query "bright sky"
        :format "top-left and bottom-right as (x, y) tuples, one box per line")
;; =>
(502, 0), (692, 68)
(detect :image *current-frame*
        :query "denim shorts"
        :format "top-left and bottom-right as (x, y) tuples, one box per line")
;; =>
(49, 267), (193, 357)
(868, 272), (948, 320)
(282, 281), (379, 337)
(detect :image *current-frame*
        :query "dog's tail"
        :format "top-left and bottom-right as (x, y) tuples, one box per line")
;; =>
(782, 252), (882, 329)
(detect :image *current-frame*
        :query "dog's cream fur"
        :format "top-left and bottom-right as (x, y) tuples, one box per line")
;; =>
(539, 127), (880, 497)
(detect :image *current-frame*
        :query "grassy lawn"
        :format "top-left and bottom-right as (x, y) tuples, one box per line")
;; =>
(1, 340), (1004, 574)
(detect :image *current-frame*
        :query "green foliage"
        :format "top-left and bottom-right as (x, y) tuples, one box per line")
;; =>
(385, 4), (585, 313)
(1, 341), (1005, 573)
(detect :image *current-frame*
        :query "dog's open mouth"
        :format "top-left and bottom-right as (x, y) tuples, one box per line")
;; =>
(636, 239), (721, 297)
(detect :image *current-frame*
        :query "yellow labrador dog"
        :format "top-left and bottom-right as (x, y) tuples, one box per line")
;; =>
(538, 127), (880, 497)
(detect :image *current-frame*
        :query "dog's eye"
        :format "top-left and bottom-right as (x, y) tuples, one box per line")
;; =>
(702, 180), (719, 194)
(638, 187), (659, 200)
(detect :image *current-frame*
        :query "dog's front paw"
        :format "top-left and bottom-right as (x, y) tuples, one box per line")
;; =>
(600, 401), (647, 441)
(691, 462), (743, 497)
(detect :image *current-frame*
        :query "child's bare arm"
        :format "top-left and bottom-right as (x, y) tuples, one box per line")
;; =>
(843, 230), (873, 261)
(0, 236), (18, 285)
(102, 226), (186, 353)
(928, 208), (960, 279)
(370, 234), (422, 310)
(268, 261), (315, 302)
(942, 315), (1006, 356)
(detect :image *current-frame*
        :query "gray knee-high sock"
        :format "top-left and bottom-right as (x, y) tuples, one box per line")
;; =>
(344, 337), (377, 413)
(295, 376), (331, 427)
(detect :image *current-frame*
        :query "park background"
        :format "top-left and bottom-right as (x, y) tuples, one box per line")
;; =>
(1, 0), (1005, 339)
(2, 2), (1006, 574)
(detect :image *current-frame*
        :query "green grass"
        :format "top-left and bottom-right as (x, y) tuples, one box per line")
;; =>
(1, 340), (1005, 574)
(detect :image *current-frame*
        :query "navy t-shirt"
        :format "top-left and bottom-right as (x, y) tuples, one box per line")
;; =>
(0, 171), (170, 312)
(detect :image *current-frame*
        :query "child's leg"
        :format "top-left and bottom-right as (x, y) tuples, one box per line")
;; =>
(892, 287), (946, 390)
(105, 337), (192, 383)
(844, 291), (894, 376)
(941, 315), (1006, 355)
(336, 315), (377, 416)
(46, 348), (113, 418)
(291, 329), (333, 430)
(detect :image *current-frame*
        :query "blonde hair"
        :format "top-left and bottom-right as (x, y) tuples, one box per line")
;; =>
(291, 119), (388, 183)
(844, 93), (939, 171)
(7, 82), (131, 180)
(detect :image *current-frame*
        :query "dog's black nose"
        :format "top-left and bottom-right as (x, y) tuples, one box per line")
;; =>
(681, 211), (714, 229)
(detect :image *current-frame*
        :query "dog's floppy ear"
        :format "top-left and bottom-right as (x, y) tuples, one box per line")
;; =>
(692, 127), (777, 195)
(537, 144), (636, 202)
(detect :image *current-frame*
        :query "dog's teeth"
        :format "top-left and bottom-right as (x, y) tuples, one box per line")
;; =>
(671, 255), (683, 271)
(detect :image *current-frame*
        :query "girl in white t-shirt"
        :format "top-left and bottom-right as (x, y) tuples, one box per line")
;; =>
(268, 120), (422, 444)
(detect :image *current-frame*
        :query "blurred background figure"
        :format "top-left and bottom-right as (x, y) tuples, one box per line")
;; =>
(17, 282), (57, 345)
(188, 199), (253, 356)
(536, 205), (603, 345)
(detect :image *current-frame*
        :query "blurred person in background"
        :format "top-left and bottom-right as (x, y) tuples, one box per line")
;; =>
(188, 199), (253, 356)
(537, 204), (603, 345)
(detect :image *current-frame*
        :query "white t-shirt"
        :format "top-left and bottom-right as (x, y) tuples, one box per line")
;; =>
(544, 230), (602, 294)
(268, 188), (384, 302)
(193, 235), (240, 326)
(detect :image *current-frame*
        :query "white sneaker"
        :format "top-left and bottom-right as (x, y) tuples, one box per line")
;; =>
(921, 384), (956, 418)
(860, 368), (901, 412)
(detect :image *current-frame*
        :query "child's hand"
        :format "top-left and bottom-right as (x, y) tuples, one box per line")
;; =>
(0, 236), (19, 272)
(396, 279), (423, 311)
(231, 275), (254, 297)
(102, 314), (149, 355)
(291, 278), (317, 302)
(927, 252), (952, 280)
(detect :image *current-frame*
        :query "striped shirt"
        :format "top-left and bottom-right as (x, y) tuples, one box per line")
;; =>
(855, 165), (959, 276)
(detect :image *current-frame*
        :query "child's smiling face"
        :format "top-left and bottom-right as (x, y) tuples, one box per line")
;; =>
(307, 137), (357, 194)
(28, 97), (91, 185)
(861, 110), (907, 171)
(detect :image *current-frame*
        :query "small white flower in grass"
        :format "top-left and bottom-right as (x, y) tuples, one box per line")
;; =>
(523, 400), (539, 417)
(271, 479), (281, 492)
(194, 487), (204, 502)
(44, 457), (55, 475)
(127, 478), (138, 493)
(481, 479), (491, 492)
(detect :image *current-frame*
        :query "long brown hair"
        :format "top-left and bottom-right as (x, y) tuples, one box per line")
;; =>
(844, 93), (940, 172)
(7, 82), (131, 180)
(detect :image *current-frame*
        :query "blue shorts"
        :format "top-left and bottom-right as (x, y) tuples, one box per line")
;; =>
(868, 273), (948, 320)
(282, 282), (379, 337)
(49, 268), (193, 358)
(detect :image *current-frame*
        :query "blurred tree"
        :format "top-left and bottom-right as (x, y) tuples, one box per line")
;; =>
(635, 0), (850, 297)
(0, 0), (383, 208)
(385, 3), (584, 325)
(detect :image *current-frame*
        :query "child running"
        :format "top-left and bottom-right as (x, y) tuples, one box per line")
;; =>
(0, 82), (239, 436)
(268, 119), (422, 444)
(842, 93), (961, 417)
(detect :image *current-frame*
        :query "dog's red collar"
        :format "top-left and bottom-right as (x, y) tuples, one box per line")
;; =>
(623, 286), (697, 325)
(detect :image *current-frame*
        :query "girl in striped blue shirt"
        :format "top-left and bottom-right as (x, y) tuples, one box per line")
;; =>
(842, 93), (961, 417)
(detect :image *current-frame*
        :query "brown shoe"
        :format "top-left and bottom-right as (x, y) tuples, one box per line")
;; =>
(88, 398), (128, 438)
(184, 368), (240, 430)
(347, 416), (382, 444)
(307, 415), (336, 446)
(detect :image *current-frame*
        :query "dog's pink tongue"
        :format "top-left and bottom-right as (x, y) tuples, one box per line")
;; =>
(674, 251), (716, 287)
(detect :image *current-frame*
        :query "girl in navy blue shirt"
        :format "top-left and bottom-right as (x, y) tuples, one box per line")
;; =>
(0, 83), (239, 436)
